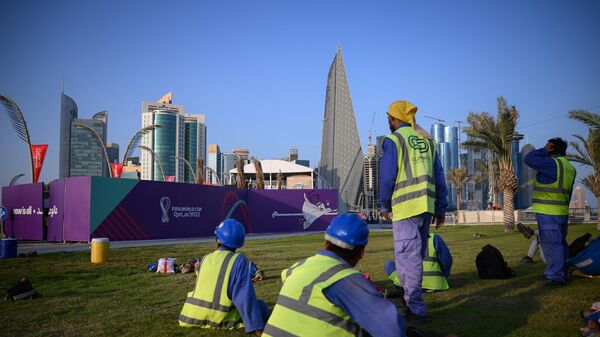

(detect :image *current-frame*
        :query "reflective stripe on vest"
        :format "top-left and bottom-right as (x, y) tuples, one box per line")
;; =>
(264, 255), (364, 337)
(532, 157), (575, 216)
(389, 236), (449, 291)
(386, 128), (436, 221)
(178, 250), (243, 329)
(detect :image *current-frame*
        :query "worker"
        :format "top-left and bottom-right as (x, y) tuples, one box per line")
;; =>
(178, 219), (268, 335)
(524, 137), (576, 286)
(379, 100), (448, 319)
(263, 214), (407, 337)
(384, 233), (452, 291)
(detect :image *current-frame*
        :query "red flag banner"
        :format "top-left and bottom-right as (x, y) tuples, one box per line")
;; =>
(31, 144), (48, 183)
(110, 163), (124, 178)
(165, 176), (176, 182)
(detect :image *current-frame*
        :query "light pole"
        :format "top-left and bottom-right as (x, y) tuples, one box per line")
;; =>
(172, 155), (196, 183)
(138, 145), (165, 181)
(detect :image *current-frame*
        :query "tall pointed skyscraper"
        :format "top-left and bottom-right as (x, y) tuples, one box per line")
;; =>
(59, 90), (78, 178)
(318, 46), (364, 206)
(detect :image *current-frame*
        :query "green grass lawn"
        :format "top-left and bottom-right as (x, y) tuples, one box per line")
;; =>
(1, 224), (599, 337)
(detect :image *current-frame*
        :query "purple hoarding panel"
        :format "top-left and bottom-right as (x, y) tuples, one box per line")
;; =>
(91, 180), (249, 240)
(47, 180), (65, 242)
(248, 189), (338, 233)
(63, 177), (91, 242)
(1, 183), (44, 240)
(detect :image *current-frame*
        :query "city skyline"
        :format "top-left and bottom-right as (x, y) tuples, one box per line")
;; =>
(1, 1), (599, 206)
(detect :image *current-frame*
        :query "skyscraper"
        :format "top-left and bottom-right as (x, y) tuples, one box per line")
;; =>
(571, 185), (586, 209)
(184, 114), (207, 183)
(363, 143), (380, 210)
(208, 144), (222, 184)
(59, 92), (78, 178)
(220, 152), (237, 185)
(318, 46), (364, 206)
(106, 143), (120, 164)
(69, 111), (107, 177)
(141, 93), (185, 182)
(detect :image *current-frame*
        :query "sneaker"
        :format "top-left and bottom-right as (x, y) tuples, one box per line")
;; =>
(517, 223), (534, 239)
(517, 256), (534, 264)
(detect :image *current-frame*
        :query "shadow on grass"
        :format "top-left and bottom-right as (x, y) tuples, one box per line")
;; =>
(424, 271), (552, 337)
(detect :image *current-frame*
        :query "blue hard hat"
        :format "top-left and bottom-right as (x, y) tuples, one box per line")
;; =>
(215, 219), (246, 249)
(325, 213), (369, 249)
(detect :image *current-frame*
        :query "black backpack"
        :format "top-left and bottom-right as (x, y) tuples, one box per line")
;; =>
(476, 244), (515, 279)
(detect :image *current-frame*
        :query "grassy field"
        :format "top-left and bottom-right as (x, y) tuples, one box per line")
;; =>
(1, 224), (599, 337)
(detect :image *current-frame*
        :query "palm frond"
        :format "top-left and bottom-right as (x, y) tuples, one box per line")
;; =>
(0, 94), (31, 145)
(569, 109), (600, 129)
(580, 174), (596, 194)
(9, 173), (26, 186)
(123, 125), (160, 164)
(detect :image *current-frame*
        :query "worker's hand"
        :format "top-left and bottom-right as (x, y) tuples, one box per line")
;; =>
(381, 212), (391, 221)
(433, 213), (445, 229)
(545, 142), (555, 154)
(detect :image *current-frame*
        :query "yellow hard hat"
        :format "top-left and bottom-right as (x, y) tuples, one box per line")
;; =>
(387, 100), (417, 126)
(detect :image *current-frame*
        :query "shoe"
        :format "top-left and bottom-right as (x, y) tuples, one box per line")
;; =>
(543, 279), (566, 287)
(517, 223), (534, 239)
(404, 310), (427, 323)
(517, 256), (534, 264)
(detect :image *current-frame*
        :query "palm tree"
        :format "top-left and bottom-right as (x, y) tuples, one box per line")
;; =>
(462, 97), (519, 232)
(253, 159), (265, 189)
(446, 167), (469, 211)
(1, 94), (34, 182)
(567, 109), (600, 229)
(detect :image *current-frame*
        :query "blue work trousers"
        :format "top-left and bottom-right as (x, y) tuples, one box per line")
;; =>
(392, 214), (431, 317)
(536, 214), (569, 282)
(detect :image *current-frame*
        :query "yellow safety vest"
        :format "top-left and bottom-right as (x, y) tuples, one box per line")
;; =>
(386, 127), (436, 221)
(263, 254), (365, 337)
(179, 250), (244, 329)
(532, 157), (575, 216)
(389, 236), (449, 291)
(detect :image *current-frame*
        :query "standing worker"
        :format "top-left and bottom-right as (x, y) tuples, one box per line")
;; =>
(179, 219), (269, 335)
(524, 137), (576, 286)
(263, 214), (407, 337)
(380, 100), (448, 319)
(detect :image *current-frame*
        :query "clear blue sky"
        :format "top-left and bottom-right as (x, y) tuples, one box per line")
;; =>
(1, 0), (599, 206)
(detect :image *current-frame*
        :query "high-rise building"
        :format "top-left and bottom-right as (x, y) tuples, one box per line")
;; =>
(571, 185), (586, 209)
(465, 143), (490, 210)
(208, 144), (222, 184)
(363, 143), (380, 210)
(69, 111), (107, 177)
(220, 152), (237, 185)
(318, 45), (364, 206)
(519, 143), (536, 208)
(59, 92), (78, 178)
(431, 123), (444, 145)
(288, 148), (299, 162)
(141, 93), (185, 182)
(106, 143), (120, 164)
(183, 114), (207, 183)
(233, 148), (250, 161)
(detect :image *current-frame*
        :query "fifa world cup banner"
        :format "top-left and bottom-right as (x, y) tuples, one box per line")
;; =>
(248, 189), (338, 233)
(85, 177), (338, 241)
(1, 183), (44, 240)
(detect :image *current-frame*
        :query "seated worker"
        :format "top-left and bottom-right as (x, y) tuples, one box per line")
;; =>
(263, 214), (407, 337)
(384, 233), (452, 291)
(517, 222), (591, 264)
(179, 219), (268, 335)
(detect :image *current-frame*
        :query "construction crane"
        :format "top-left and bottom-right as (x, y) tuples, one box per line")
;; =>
(367, 112), (376, 144)
(423, 115), (446, 124)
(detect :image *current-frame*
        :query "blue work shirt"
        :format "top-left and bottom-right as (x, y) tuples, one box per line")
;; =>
(380, 124), (448, 214)
(524, 147), (576, 184)
(217, 247), (265, 333)
(318, 250), (407, 337)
